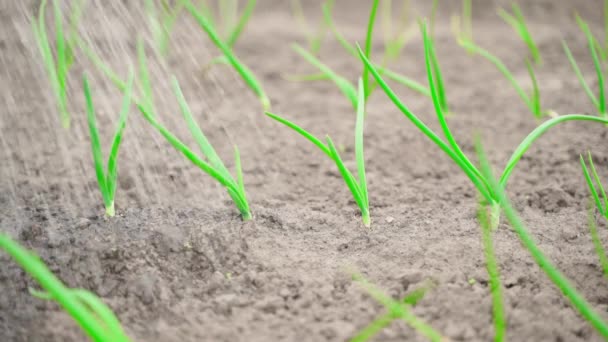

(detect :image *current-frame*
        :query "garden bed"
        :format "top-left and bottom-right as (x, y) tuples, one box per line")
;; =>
(1, 0), (608, 341)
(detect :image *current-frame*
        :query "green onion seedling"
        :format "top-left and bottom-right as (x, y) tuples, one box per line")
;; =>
(587, 206), (608, 280)
(475, 141), (608, 339)
(360, 20), (608, 227)
(451, 0), (473, 45)
(380, 0), (416, 66)
(351, 280), (434, 342)
(0, 234), (131, 342)
(181, 0), (269, 110)
(580, 152), (608, 219)
(266, 78), (370, 226)
(459, 39), (544, 119)
(351, 273), (446, 341)
(197, 0), (258, 69)
(32, 0), (76, 128)
(289, 0), (336, 55)
(137, 46), (251, 220)
(292, 43), (358, 109)
(83, 71), (134, 217)
(291, 0), (442, 112)
(579, 153), (608, 280)
(76, 38), (252, 220)
(564, 16), (606, 118)
(498, 3), (542, 65)
(145, 0), (184, 56)
(477, 192), (507, 341)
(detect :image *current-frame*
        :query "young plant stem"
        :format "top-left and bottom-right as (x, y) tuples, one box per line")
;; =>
(265, 79), (370, 226)
(350, 282), (433, 342)
(181, 0), (270, 110)
(0, 234), (131, 342)
(459, 39), (542, 118)
(226, 0), (257, 48)
(498, 3), (541, 65)
(83, 70), (134, 217)
(588, 208), (608, 280)
(352, 274), (446, 341)
(476, 141), (608, 339)
(478, 200), (507, 341)
(565, 16), (606, 118)
(581, 153), (608, 218)
(32, 0), (71, 128)
(363, 0), (380, 98)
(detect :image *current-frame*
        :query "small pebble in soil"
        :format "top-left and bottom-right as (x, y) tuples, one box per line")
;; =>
(75, 218), (91, 230)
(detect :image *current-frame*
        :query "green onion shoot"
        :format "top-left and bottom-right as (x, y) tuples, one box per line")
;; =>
(475, 140), (608, 339)
(0, 233), (131, 342)
(498, 3), (541, 65)
(181, 0), (270, 110)
(563, 16), (606, 118)
(83, 71), (134, 217)
(266, 78), (370, 226)
(360, 20), (608, 227)
(31, 0), (75, 128)
(351, 273), (445, 341)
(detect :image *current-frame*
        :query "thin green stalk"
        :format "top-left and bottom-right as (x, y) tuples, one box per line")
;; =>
(374, 66), (430, 97)
(499, 115), (608, 189)
(358, 42), (494, 203)
(83, 71), (134, 217)
(423, 21), (450, 114)
(157, 1), (184, 55)
(478, 201), (507, 341)
(476, 141), (608, 339)
(498, 3), (541, 65)
(422, 23), (480, 182)
(172, 76), (251, 219)
(581, 154), (607, 218)
(137, 38), (156, 118)
(350, 282), (433, 342)
(525, 59), (541, 119)
(352, 274), (446, 341)
(265, 79), (370, 226)
(563, 41), (601, 113)
(181, 0), (270, 110)
(290, 0), (335, 55)
(587, 152), (608, 213)
(219, 0), (237, 38)
(226, 0), (257, 48)
(566, 16), (606, 117)
(53, 0), (68, 110)
(588, 208), (608, 280)
(292, 44), (358, 109)
(355, 78), (369, 216)
(0, 234), (131, 342)
(363, 0), (380, 98)
(322, 2), (358, 58)
(32, 0), (70, 128)
(463, 0), (472, 42)
(459, 39), (542, 118)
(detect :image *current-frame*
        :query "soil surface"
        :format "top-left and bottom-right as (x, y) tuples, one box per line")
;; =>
(2, 0), (608, 341)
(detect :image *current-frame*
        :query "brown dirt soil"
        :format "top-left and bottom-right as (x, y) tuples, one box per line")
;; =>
(2, 0), (608, 341)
